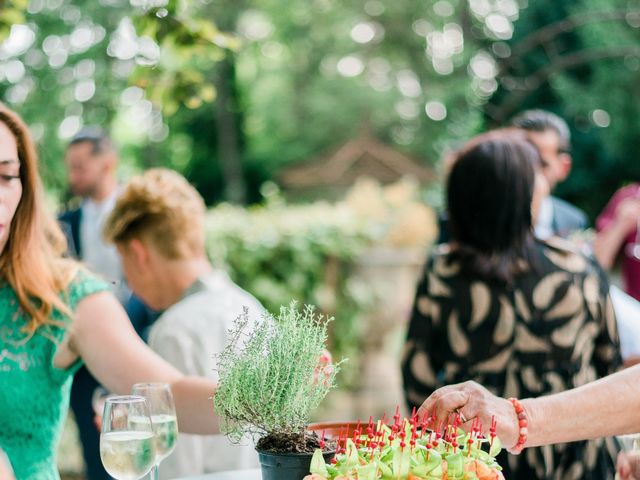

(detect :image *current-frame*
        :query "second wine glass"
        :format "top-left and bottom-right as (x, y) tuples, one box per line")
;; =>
(131, 383), (179, 480)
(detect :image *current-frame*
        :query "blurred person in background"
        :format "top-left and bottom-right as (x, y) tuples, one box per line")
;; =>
(511, 109), (588, 239)
(59, 128), (126, 301)
(434, 118), (640, 369)
(595, 182), (640, 302)
(510, 115), (640, 367)
(0, 102), (218, 480)
(437, 110), (586, 244)
(59, 128), (156, 480)
(402, 129), (621, 479)
(104, 168), (262, 479)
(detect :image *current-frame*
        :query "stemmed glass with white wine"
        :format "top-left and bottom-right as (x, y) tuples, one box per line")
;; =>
(131, 383), (178, 480)
(100, 395), (156, 480)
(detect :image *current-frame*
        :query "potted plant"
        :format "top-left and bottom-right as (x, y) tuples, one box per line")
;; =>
(214, 302), (341, 479)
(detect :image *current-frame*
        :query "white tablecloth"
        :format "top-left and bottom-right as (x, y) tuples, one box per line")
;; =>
(176, 469), (261, 480)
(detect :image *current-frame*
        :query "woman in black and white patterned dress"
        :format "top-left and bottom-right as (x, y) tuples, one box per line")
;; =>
(402, 129), (621, 479)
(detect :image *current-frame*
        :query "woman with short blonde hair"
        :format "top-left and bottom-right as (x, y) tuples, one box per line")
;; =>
(104, 168), (207, 260)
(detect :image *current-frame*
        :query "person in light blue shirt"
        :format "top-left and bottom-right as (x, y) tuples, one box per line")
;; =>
(510, 109), (588, 239)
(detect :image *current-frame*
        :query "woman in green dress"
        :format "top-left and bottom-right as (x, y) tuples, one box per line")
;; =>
(0, 103), (219, 480)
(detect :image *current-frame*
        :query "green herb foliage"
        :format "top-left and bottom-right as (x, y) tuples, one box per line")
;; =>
(214, 302), (341, 442)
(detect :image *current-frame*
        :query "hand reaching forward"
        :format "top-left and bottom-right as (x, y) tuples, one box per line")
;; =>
(417, 381), (523, 453)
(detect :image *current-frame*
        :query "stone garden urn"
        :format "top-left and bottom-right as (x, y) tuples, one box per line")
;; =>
(349, 246), (426, 419)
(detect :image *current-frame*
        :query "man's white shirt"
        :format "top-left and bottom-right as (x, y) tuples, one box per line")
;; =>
(535, 196), (554, 240)
(80, 191), (128, 301)
(148, 270), (263, 479)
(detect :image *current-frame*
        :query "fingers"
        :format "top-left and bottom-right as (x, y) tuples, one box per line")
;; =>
(416, 381), (520, 449)
(618, 452), (632, 480)
(456, 409), (471, 424)
(417, 387), (465, 419)
(628, 452), (640, 480)
(616, 450), (640, 480)
(418, 384), (471, 432)
(93, 415), (102, 432)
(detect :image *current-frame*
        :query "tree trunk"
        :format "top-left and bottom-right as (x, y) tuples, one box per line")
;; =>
(214, 56), (247, 204)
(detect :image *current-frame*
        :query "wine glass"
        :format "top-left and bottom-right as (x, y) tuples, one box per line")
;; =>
(615, 433), (640, 480)
(100, 395), (156, 480)
(131, 383), (179, 480)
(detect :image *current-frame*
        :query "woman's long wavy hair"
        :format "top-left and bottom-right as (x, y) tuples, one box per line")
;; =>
(0, 103), (77, 337)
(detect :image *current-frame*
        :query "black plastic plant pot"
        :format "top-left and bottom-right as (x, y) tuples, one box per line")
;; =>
(257, 449), (335, 480)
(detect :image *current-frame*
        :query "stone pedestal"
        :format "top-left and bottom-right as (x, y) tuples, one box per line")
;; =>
(349, 246), (426, 419)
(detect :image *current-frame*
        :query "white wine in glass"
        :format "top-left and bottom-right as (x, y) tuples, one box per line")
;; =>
(132, 383), (178, 479)
(100, 395), (155, 480)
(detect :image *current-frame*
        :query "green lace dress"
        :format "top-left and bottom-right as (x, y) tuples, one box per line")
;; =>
(0, 271), (109, 480)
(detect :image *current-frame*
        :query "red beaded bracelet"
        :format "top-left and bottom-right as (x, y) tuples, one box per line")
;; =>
(507, 397), (528, 454)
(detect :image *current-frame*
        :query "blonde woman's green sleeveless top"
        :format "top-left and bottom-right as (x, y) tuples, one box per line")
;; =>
(0, 271), (109, 480)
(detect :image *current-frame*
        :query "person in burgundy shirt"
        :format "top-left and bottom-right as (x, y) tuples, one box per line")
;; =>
(595, 183), (640, 301)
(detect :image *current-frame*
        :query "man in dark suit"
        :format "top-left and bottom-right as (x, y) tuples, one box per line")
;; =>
(59, 128), (123, 480)
(510, 109), (589, 239)
(59, 128), (156, 480)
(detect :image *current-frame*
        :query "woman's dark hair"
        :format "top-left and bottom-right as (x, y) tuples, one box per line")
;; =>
(447, 129), (540, 284)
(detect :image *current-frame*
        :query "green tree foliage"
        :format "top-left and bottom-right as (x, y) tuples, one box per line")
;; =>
(0, 0), (130, 195)
(231, 0), (485, 186)
(2, 0), (493, 205)
(2, 0), (639, 211)
(129, 0), (232, 115)
(488, 0), (640, 218)
(0, 0), (233, 200)
(0, 0), (28, 39)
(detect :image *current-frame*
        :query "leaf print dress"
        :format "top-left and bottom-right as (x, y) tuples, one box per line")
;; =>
(402, 238), (621, 480)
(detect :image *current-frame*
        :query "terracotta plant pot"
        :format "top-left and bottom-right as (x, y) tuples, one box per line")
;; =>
(257, 449), (334, 480)
(307, 421), (361, 440)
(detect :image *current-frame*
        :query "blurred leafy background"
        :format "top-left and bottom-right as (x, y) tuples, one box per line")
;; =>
(4, 0), (638, 217)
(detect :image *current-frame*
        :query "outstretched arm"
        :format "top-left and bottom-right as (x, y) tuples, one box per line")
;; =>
(594, 196), (640, 269)
(594, 220), (633, 269)
(418, 365), (640, 450)
(69, 291), (218, 434)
